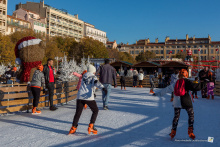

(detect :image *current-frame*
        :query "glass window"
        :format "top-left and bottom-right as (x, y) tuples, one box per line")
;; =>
(172, 50), (175, 54)
(211, 45), (214, 48)
(161, 46), (163, 48)
(182, 46), (185, 48)
(211, 49), (214, 54)
(135, 51), (139, 54)
(155, 50), (159, 54)
(177, 46), (180, 48)
(194, 46), (197, 48)
(200, 50), (203, 54)
(194, 50), (198, 54)
(200, 45), (203, 48)
(161, 50), (164, 54)
(166, 50), (170, 54)
(188, 46), (191, 48)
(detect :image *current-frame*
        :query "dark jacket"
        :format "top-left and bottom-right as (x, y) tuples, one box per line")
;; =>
(96, 64), (117, 86)
(199, 70), (209, 81)
(43, 64), (55, 84)
(5, 70), (15, 80)
(180, 79), (201, 109)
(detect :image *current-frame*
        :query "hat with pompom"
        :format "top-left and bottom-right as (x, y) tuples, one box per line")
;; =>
(15, 36), (42, 65)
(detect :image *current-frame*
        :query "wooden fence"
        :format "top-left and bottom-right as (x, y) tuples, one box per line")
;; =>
(0, 81), (78, 114)
(214, 81), (220, 96)
(116, 76), (158, 88)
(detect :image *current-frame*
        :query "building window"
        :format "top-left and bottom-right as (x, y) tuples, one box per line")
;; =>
(161, 50), (164, 54)
(194, 50), (198, 54)
(161, 46), (163, 48)
(172, 50), (175, 54)
(135, 51), (139, 54)
(155, 50), (159, 54)
(166, 50), (170, 54)
(211, 49), (214, 54)
(188, 46), (191, 48)
(177, 46), (180, 48)
(194, 45), (197, 48)
(211, 45), (214, 48)
(200, 50), (203, 54)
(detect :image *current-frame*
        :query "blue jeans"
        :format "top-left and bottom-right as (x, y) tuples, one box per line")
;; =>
(102, 84), (112, 107)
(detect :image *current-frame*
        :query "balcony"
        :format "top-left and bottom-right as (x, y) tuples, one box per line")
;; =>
(50, 18), (56, 22)
(7, 21), (29, 29)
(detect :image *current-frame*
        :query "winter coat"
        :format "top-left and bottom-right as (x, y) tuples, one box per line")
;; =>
(149, 75), (154, 84)
(199, 70), (209, 81)
(138, 73), (144, 80)
(43, 64), (55, 84)
(96, 64), (117, 86)
(170, 73), (179, 84)
(77, 72), (104, 101)
(31, 70), (46, 89)
(156, 78), (201, 109)
(73, 72), (83, 90)
(5, 70), (15, 80)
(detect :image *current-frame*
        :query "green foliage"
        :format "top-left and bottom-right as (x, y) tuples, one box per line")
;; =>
(135, 51), (156, 62)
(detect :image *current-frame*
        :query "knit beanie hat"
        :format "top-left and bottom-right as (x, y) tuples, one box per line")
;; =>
(87, 64), (96, 74)
(15, 36), (42, 65)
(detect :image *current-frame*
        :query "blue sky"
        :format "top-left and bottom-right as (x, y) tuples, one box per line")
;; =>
(8, 0), (220, 44)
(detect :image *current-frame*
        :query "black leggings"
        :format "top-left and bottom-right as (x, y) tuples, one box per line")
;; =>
(172, 108), (194, 130)
(72, 100), (99, 127)
(31, 87), (41, 107)
(120, 77), (125, 88)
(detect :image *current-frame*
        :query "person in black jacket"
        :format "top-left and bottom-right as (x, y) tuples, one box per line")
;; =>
(43, 58), (58, 111)
(198, 67), (209, 98)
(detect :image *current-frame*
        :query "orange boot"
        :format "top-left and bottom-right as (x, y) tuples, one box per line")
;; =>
(68, 126), (77, 135)
(212, 95), (214, 100)
(88, 124), (98, 135)
(141, 85), (143, 88)
(169, 129), (176, 140)
(150, 89), (154, 94)
(124, 87), (126, 90)
(195, 95), (198, 99)
(84, 104), (87, 109)
(170, 98), (174, 102)
(207, 95), (210, 99)
(188, 127), (196, 140)
(32, 107), (41, 114)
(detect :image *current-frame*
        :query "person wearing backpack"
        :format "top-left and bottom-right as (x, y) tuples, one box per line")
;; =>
(154, 69), (201, 140)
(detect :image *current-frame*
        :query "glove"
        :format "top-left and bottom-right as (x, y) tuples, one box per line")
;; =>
(102, 88), (107, 95)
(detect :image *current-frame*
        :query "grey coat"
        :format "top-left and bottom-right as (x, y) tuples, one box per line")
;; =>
(31, 70), (46, 89)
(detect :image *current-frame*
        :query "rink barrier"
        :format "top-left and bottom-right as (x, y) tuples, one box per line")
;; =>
(0, 81), (78, 114)
(116, 76), (158, 87)
(214, 81), (220, 96)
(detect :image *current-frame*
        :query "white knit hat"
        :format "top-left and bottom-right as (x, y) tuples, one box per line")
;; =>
(87, 64), (96, 74)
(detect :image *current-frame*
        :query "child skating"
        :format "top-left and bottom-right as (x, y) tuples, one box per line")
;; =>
(30, 64), (46, 114)
(207, 71), (215, 100)
(133, 70), (138, 87)
(73, 70), (88, 109)
(69, 65), (107, 135)
(138, 71), (144, 88)
(119, 69), (126, 90)
(149, 73), (155, 94)
(154, 69), (201, 140)
(192, 77), (199, 99)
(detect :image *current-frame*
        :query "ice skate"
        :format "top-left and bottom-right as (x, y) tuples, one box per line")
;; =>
(170, 98), (174, 102)
(32, 107), (41, 114)
(188, 127), (195, 140)
(169, 129), (176, 140)
(68, 126), (77, 135)
(124, 87), (126, 90)
(84, 104), (87, 109)
(195, 95), (198, 99)
(150, 89), (154, 94)
(212, 95), (214, 100)
(88, 124), (98, 135)
(206, 95), (210, 99)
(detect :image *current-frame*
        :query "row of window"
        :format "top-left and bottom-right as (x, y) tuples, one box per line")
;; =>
(167, 41), (209, 44)
(131, 45), (219, 49)
(129, 49), (219, 55)
(34, 21), (46, 28)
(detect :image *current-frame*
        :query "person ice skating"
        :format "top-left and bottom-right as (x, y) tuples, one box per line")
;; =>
(154, 69), (201, 140)
(43, 58), (58, 111)
(119, 68), (126, 90)
(133, 70), (138, 87)
(138, 71), (144, 88)
(170, 70), (179, 102)
(192, 77), (199, 99)
(199, 67), (209, 98)
(96, 59), (117, 110)
(73, 70), (88, 109)
(149, 73), (155, 94)
(31, 64), (46, 114)
(69, 64), (107, 135)
(207, 71), (215, 100)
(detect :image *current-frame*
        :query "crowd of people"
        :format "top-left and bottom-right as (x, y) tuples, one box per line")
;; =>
(1, 59), (217, 140)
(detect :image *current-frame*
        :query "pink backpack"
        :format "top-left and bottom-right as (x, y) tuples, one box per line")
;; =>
(174, 79), (186, 96)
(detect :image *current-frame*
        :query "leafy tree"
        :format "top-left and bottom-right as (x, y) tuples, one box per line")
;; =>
(135, 51), (156, 62)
